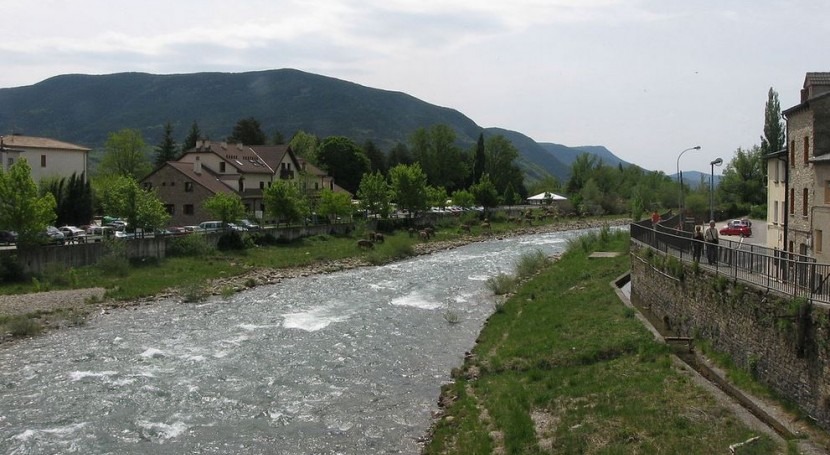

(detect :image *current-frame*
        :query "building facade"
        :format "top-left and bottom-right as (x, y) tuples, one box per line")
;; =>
(0, 134), (90, 182)
(781, 72), (830, 263)
(141, 140), (349, 226)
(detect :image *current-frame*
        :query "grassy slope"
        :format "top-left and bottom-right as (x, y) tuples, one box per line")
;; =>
(423, 232), (781, 454)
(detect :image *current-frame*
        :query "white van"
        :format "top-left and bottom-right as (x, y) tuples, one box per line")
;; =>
(198, 221), (224, 232)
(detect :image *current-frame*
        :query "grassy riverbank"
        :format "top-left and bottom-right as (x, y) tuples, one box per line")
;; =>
(423, 229), (784, 454)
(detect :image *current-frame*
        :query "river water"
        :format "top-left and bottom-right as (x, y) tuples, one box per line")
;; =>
(0, 228), (602, 454)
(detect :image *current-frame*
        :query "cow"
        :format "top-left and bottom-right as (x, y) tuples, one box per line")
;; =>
(357, 239), (374, 249)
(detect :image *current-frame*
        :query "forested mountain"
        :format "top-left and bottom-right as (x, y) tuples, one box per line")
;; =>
(0, 69), (626, 182)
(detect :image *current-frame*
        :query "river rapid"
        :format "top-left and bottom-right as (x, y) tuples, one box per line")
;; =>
(0, 227), (602, 454)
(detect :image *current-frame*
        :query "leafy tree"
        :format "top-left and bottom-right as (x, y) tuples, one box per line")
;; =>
(183, 121), (201, 152)
(472, 133), (486, 185)
(470, 173), (499, 217)
(718, 145), (766, 207)
(272, 130), (285, 145)
(580, 178), (604, 215)
(93, 175), (169, 234)
(155, 121), (179, 167)
(357, 171), (391, 218)
(263, 180), (308, 226)
(451, 189), (476, 209)
(410, 125), (468, 191)
(388, 163), (428, 218)
(289, 131), (319, 163)
(202, 192), (246, 227)
(503, 183), (521, 206)
(565, 153), (600, 195)
(387, 142), (413, 168)
(0, 158), (57, 247)
(527, 175), (562, 196)
(426, 185), (449, 209)
(316, 136), (371, 194)
(317, 189), (352, 223)
(230, 116), (267, 145)
(98, 129), (151, 180)
(484, 135), (525, 196)
(760, 87), (785, 159)
(363, 140), (387, 175)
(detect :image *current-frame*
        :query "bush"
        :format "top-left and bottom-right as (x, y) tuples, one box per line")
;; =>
(217, 231), (246, 251)
(167, 234), (215, 257)
(515, 250), (551, 280)
(41, 263), (71, 287)
(3, 315), (42, 337)
(95, 239), (130, 278)
(251, 231), (279, 246)
(0, 254), (26, 283)
(486, 273), (516, 295)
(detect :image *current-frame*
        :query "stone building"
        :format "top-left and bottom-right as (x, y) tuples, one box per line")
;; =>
(141, 140), (349, 227)
(780, 72), (830, 263)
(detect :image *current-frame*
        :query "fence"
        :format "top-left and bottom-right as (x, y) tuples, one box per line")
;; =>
(630, 220), (830, 305)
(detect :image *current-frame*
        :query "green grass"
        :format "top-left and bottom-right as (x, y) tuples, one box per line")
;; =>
(424, 230), (784, 454)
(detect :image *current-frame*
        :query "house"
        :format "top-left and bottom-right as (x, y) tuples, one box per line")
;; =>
(765, 146), (787, 251)
(526, 192), (567, 205)
(779, 72), (830, 263)
(0, 134), (90, 183)
(141, 140), (349, 226)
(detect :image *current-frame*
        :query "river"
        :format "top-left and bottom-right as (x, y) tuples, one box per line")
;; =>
(0, 227), (604, 454)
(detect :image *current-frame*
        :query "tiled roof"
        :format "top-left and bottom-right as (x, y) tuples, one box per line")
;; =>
(0, 134), (90, 151)
(190, 141), (294, 175)
(167, 161), (235, 195)
(805, 72), (830, 87)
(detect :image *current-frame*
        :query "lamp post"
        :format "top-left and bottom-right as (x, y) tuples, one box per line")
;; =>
(709, 157), (723, 222)
(676, 146), (701, 228)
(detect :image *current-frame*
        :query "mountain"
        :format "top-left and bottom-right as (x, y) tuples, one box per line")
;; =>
(671, 171), (723, 189)
(0, 69), (627, 183)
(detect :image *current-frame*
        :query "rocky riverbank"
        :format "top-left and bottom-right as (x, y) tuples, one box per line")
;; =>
(0, 218), (629, 343)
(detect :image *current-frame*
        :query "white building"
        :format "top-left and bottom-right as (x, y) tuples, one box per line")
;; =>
(0, 134), (90, 182)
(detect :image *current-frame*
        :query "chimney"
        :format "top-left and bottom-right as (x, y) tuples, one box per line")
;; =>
(194, 156), (202, 174)
(237, 143), (243, 151)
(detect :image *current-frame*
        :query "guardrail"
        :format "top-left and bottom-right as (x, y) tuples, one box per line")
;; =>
(631, 221), (830, 305)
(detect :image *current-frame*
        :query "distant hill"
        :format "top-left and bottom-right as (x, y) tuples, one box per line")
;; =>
(539, 143), (631, 169)
(671, 171), (723, 189)
(0, 69), (628, 183)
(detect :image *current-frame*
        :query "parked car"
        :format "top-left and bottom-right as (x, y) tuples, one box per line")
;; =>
(0, 230), (17, 245)
(59, 225), (87, 243)
(237, 219), (260, 231)
(198, 221), (224, 232)
(43, 226), (66, 245)
(719, 219), (752, 237)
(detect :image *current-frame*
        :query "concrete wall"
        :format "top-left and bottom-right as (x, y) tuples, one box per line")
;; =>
(1, 224), (353, 275)
(630, 243), (830, 430)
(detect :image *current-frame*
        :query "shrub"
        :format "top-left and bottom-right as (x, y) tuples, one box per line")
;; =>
(4, 315), (42, 337)
(0, 254), (26, 283)
(217, 231), (246, 251)
(181, 282), (208, 303)
(41, 262), (71, 287)
(96, 239), (130, 277)
(486, 273), (516, 295)
(251, 231), (280, 246)
(515, 250), (552, 280)
(168, 234), (215, 257)
(387, 236), (415, 258)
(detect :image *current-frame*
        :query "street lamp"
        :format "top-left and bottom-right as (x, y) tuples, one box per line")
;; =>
(676, 145), (701, 228)
(710, 157), (723, 222)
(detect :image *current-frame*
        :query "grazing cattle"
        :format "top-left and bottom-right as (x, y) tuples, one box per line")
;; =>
(460, 223), (471, 233)
(480, 221), (491, 232)
(373, 232), (385, 243)
(419, 230), (431, 241)
(424, 227), (435, 237)
(357, 239), (374, 249)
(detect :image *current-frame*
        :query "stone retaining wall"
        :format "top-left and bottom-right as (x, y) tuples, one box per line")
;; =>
(630, 242), (830, 430)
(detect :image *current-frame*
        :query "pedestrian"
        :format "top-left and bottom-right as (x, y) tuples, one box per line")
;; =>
(651, 210), (661, 225)
(692, 225), (704, 263)
(704, 220), (719, 265)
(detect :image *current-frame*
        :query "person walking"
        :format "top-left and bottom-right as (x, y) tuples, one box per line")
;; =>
(692, 225), (704, 263)
(704, 220), (719, 265)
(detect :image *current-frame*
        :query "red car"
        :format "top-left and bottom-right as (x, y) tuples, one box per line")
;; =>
(719, 219), (752, 237)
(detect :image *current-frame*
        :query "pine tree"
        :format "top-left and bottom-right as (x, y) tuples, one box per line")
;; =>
(154, 122), (178, 167)
(183, 121), (201, 152)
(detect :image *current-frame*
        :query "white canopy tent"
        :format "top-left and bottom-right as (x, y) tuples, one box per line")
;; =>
(526, 192), (567, 205)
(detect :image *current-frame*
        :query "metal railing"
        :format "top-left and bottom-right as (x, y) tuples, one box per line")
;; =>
(631, 221), (830, 305)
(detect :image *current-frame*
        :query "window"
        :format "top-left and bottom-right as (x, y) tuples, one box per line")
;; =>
(790, 140), (795, 167)
(816, 230), (823, 253)
(185, 182), (193, 192)
(184, 204), (194, 215)
(825, 180), (830, 204)
(259, 181), (264, 189)
(773, 201), (778, 224)
(40, 155), (46, 167)
(164, 204), (175, 215)
(804, 137), (810, 164)
(803, 188), (809, 216)
(790, 188), (795, 214)
(220, 162), (226, 173)
(772, 160), (779, 182)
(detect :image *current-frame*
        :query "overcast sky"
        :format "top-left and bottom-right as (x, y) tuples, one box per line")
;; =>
(0, 1), (826, 175)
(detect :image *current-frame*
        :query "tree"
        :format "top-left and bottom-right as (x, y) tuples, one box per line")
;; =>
(503, 183), (521, 207)
(760, 87), (785, 159)
(289, 131), (319, 163)
(484, 135), (524, 195)
(387, 142), (413, 168)
(472, 133), (486, 185)
(317, 189), (353, 223)
(363, 140), (387, 175)
(527, 175), (561, 196)
(0, 158), (57, 247)
(42, 172), (93, 227)
(426, 185), (449, 209)
(451, 189), (476, 209)
(388, 163), (428, 218)
(93, 175), (169, 234)
(98, 129), (151, 180)
(155, 122), (179, 167)
(263, 180), (308, 226)
(357, 171), (391, 218)
(202, 192), (246, 227)
(272, 131), (285, 145)
(316, 136), (371, 194)
(470, 173), (499, 217)
(565, 153), (600, 195)
(410, 125), (468, 191)
(718, 145), (766, 207)
(230, 117), (267, 145)
(183, 121), (201, 152)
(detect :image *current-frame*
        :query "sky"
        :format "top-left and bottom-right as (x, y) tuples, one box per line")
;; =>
(0, 0), (827, 175)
